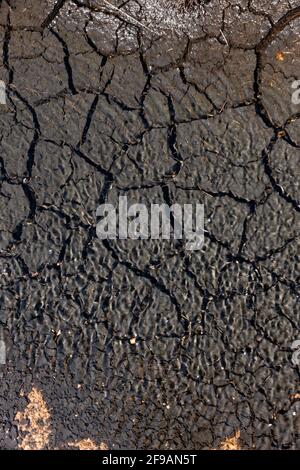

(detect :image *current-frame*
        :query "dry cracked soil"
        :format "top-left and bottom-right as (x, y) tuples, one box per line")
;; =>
(0, 0), (300, 451)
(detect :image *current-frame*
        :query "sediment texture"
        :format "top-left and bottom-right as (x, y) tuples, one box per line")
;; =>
(0, 0), (300, 450)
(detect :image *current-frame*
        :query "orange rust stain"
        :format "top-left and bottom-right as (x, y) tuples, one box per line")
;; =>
(277, 130), (286, 138)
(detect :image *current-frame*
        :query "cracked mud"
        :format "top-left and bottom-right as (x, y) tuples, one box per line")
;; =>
(0, 0), (300, 450)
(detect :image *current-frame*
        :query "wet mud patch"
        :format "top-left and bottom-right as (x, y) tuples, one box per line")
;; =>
(0, 0), (300, 450)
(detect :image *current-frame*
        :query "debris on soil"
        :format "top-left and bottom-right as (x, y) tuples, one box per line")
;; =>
(275, 51), (285, 61)
(15, 388), (51, 450)
(68, 439), (108, 450)
(219, 431), (241, 450)
(290, 394), (300, 401)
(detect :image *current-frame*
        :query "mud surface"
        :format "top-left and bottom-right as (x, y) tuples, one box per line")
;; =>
(0, 0), (300, 450)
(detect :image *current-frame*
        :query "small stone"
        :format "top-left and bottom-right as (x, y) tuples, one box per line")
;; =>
(275, 51), (285, 61)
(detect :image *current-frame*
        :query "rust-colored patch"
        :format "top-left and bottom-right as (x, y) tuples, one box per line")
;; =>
(15, 387), (51, 450)
(219, 431), (241, 450)
(277, 130), (286, 138)
(275, 51), (285, 61)
(68, 439), (108, 450)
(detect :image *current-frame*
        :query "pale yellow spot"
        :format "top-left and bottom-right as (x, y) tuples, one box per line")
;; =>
(219, 430), (241, 450)
(15, 387), (51, 450)
(290, 393), (300, 400)
(68, 439), (108, 450)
